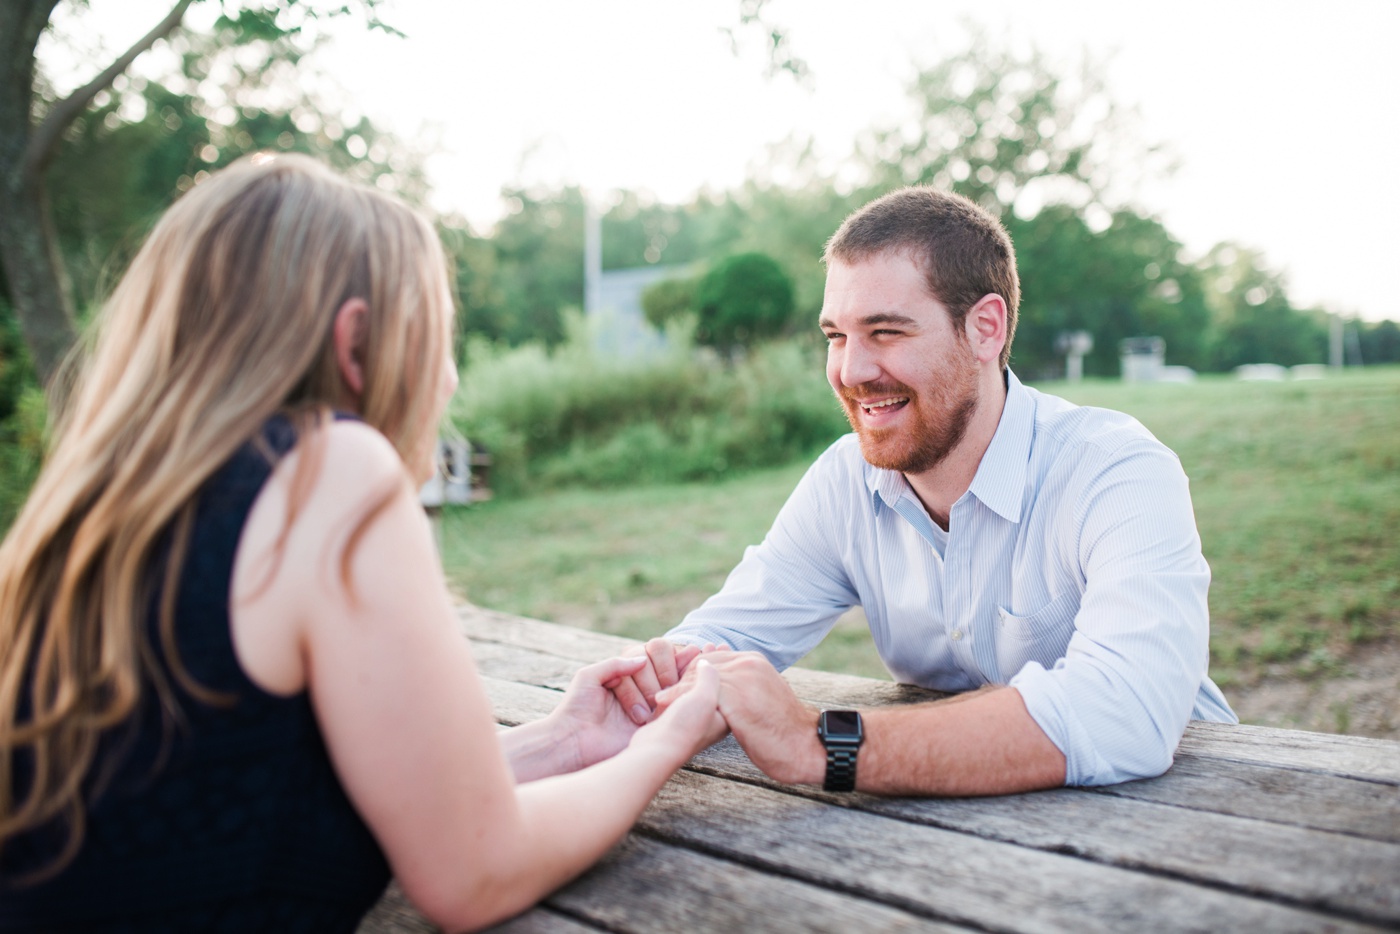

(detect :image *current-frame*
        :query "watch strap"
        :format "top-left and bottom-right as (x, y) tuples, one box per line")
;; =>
(823, 744), (859, 792)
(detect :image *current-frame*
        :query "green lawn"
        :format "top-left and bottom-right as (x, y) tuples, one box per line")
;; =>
(439, 366), (1400, 686)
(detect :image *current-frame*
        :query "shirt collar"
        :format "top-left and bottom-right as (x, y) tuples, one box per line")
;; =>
(965, 369), (1033, 523)
(863, 368), (1033, 524)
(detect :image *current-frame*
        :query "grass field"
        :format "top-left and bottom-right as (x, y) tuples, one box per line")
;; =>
(439, 366), (1400, 689)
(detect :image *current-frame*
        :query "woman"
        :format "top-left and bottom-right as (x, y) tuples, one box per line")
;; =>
(0, 154), (722, 932)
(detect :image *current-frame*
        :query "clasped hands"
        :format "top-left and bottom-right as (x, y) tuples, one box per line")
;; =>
(543, 639), (826, 785)
(613, 638), (828, 786)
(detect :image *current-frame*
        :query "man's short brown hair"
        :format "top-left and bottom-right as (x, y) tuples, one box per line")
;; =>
(823, 187), (1020, 370)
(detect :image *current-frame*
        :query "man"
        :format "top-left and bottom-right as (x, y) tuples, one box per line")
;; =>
(624, 186), (1235, 796)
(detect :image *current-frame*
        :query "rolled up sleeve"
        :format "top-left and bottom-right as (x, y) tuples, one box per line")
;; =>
(1010, 440), (1211, 786)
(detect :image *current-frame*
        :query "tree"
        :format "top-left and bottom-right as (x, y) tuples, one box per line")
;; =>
(1357, 319), (1400, 365)
(0, 0), (398, 387)
(1200, 244), (1327, 370)
(1007, 205), (1211, 377)
(481, 185), (587, 348)
(693, 252), (796, 359)
(862, 30), (1170, 222)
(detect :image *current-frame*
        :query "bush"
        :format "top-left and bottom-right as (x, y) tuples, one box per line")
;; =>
(640, 276), (697, 331)
(693, 252), (797, 360)
(450, 320), (846, 495)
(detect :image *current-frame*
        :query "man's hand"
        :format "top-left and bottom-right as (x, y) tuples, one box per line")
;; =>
(660, 651), (825, 786)
(610, 638), (726, 725)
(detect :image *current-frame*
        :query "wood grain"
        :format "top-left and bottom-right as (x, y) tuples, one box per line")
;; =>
(639, 770), (1387, 933)
(544, 835), (968, 933)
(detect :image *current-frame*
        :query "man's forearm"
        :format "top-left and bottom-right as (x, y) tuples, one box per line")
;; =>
(856, 686), (1066, 796)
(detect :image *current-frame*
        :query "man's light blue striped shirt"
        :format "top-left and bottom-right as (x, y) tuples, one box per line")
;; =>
(668, 370), (1236, 786)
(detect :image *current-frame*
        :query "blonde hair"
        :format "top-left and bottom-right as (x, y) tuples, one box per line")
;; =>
(0, 154), (453, 876)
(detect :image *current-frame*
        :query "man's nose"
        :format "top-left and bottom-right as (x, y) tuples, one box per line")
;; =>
(838, 339), (881, 387)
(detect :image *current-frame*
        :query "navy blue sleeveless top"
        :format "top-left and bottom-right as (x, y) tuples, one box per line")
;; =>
(0, 418), (391, 932)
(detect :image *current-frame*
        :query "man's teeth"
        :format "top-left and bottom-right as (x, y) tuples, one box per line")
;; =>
(863, 397), (908, 410)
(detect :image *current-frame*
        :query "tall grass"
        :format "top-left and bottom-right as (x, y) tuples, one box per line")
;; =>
(450, 318), (849, 494)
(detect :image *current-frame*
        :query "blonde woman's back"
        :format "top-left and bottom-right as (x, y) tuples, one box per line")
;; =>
(0, 415), (391, 931)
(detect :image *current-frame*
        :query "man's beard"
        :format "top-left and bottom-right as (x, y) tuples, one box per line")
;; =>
(837, 349), (980, 475)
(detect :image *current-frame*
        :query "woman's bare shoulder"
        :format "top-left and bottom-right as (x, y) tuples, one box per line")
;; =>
(311, 418), (408, 492)
(231, 417), (417, 694)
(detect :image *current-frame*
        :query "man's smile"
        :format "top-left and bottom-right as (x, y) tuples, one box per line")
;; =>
(857, 396), (910, 418)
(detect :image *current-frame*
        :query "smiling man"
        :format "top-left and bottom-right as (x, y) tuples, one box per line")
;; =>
(628, 186), (1236, 796)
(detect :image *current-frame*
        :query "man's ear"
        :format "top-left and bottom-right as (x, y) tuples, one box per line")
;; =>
(964, 293), (1008, 366)
(332, 298), (369, 400)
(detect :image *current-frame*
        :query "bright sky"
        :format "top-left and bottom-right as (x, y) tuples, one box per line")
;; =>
(43, 0), (1400, 322)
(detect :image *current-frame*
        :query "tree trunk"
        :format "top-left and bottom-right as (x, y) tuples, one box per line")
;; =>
(0, 0), (71, 387)
(0, 0), (192, 389)
(0, 182), (76, 386)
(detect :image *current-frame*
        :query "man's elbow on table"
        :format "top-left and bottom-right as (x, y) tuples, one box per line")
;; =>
(1012, 663), (1187, 787)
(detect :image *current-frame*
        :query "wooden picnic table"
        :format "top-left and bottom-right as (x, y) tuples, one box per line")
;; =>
(360, 605), (1400, 933)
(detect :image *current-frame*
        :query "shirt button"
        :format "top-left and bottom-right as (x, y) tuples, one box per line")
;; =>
(951, 630), (964, 641)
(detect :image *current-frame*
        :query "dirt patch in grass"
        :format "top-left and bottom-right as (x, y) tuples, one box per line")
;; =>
(1223, 641), (1400, 740)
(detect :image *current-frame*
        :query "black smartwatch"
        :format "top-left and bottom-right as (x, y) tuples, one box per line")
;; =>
(817, 709), (864, 792)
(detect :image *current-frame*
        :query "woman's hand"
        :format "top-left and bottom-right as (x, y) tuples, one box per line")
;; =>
(544, 656), (654, 772)
(509, 653), (724, 781)
(629, 659), (728, 763)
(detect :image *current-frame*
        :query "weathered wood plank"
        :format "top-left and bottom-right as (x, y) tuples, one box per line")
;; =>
(487, 908), (609, 933)
(472, 640), (577, 691)
(483, 677), (1400, 926)
(640, 771), (1386, 933)
(1096, 755), (1400, 843)
(459, 606), (633, 658)
(546, 835), (968, 932)
(1178, 720), (1400, 784)
(846, 788), (1400, 923)
(462, 606), (946, 705)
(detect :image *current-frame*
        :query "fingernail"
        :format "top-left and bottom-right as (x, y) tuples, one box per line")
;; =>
(632, 705), (650, 723)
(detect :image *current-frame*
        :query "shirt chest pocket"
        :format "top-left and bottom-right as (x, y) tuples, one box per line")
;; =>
(994, 591), (1080, 677)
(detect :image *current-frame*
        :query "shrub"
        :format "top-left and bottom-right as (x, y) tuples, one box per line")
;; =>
(450, 321), (846, 495)
(640, 276), (697, 331)
(693, 252), (796, 360)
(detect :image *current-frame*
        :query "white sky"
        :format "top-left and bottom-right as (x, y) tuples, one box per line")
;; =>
(42, 0), (1400, 321)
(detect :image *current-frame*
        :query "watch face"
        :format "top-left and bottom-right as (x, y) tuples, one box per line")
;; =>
(822, 710), (862, 738)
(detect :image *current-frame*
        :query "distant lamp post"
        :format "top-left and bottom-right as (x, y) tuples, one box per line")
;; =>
(1055, 330), (1094, 382)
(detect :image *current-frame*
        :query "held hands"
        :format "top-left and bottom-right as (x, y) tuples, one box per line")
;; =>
(655, 651), (826, 787)
(604, 638), (827, 785)
(630, 659), (729, 762)
(548, 653), (727, 772)
(611, 638), (726, 724)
